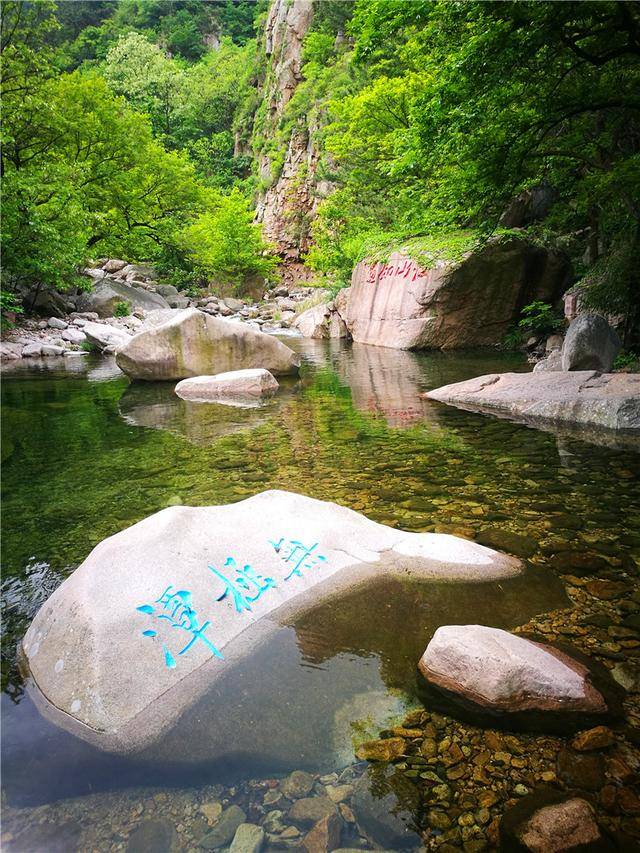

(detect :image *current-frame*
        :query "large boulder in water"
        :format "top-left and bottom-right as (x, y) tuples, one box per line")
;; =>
(76, 278), (169, 318)
(175, 369), (279, 403)
(561, 314), (621, 372)
(21, 490), (520, 752)
(419, 625), (613, 729)
(345, 236), (570, 349)
(116, 308), (301, 380)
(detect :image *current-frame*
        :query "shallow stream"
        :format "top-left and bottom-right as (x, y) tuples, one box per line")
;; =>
(2, 340), (639, 850)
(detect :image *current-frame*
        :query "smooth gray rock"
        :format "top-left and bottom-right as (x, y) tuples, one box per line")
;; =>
(61, 327), (87, 344)
(77, 279), (169, 318)
(562, 314), (621, 372)
(175, 369), (279, 403)
(281, 770), (315, 800)
(289, 796), (336, 827)
(41, 344), (66, 356)
(425, 370), (640, 432)
(47, 317), (68, 330)
(127, 818), (176, 853)
(229, 823), (264, 853)
(116, 308), (301, 380)
(83, 321), (132, 352)
(200, 805), (246, 849)
(102, 259), (128, 273)
(21, 342), (42, 357)
(21, 490), (520, 751)
(533, 350), (562, 372)
(223, 297), (245, 312)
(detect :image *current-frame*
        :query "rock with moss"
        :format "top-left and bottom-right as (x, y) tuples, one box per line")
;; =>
(77, 279), (169, 318)
(116, 308), (301, 380)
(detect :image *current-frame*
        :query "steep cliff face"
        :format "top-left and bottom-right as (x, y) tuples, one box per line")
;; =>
(254, 0), (320, 261)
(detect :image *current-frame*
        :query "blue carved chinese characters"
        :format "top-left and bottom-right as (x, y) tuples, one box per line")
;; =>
(136, 585), (223, 669)
(269, 538), (327, 580)
(208, 557), (276, 613)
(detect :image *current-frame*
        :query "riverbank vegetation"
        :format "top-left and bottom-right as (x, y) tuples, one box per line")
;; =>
(1, 1), (639, 334)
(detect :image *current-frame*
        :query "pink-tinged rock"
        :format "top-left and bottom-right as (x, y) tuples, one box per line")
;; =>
(302, 812), (341, 853)
(345, 237), (570, 350)
(419, 625), (607, 715)
(501, 794), (606, 853)
(175, 369), (279, 402)
(293, 302), (348, 339)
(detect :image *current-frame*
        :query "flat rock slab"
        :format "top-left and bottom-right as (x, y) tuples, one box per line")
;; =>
(419, 625), (613, 730)
(425, 370), (640, 432)
(175, 369), (278, 403)
(22, 491), (520, 751)
(116, 308), (300, 380)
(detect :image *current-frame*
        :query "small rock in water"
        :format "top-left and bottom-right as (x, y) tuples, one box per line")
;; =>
(356, 737), (405, 762)
(351, 767), (422, 849)
(229, 822), (264, 853)
(280, 770), (315, 800)
(289, 797), (336, 828)
(126, 819), (176, 853)
(477, 528), (537, 558)
(199, 805), (246, 849)
(571, 726), (615, 752)
(200, 800), (223, 824)
(301, 812), (341, 853)
(557, 748), (605, 791)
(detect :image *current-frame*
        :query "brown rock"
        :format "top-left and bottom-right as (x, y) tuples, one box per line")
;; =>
(618, 788), (640, 815)
(513, 797), (602, 852)
(557, 748), (605, 791)
(302, 812), (341, 853)
(571, 726), (615, 752)
(289, 797), (336, 828)
(355, 737), (405, 762)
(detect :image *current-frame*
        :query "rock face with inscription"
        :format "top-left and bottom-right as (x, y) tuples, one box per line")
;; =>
(345, 237), (570, 349)
(116, 308), (301, 380)
(21, 491), (521, 752)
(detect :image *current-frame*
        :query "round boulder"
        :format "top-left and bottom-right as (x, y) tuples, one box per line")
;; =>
(561, 314), (621, 372)
(419, 625), (613, 730)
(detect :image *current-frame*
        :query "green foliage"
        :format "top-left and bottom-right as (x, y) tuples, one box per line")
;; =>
(1, 290), (24, 329)
(613, 350), (640, 371)
(114, 300), (131, 317)
(517, 302), (564, 337)
(501, 327), (525, 352)
(178, 189), (277, 291)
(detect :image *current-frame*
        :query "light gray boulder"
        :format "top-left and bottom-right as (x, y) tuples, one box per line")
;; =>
(116, 308), (301, 380)
(425, 370), (640, 431)
(419, 625), (607, 715)
(83, 321), (132, 352)
(533, 350), (562, 372)
(0, 342), (23, 360)
(21, 490), (520, 751)
(561, 314), (621, 372)
(293, 302), (348, 339)
(222, 297), (245, 312)
(47, 317), (68, 330)
(77, 279), (169, 318)
(119, 263), (158, 281)
(229, 823), (264, 853)
(61, 327), (87, 345)
(41, 344), (66, 356)
(175, 369), (279, 403)
(102, 259), (128, 273)
(21, 342), (42, 357)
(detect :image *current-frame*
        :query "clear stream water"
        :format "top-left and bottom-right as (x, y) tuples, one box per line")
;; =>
(1, 340), (639, 815)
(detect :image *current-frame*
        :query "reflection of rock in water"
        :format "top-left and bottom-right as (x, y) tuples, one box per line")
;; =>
(332, 690), (414, 768)
(337, 344), (432, 428)
(118, 381), (297, 446)
(0, 354), (123, 382)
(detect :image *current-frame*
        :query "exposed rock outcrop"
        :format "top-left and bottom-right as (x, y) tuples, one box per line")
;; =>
(345, 238), (571, 349)
(175, 369), (279, 403)
(21, 490), (520, 751)
(115, 308), (301, 380)
(424, 370), (640, 432)
(254, 0), (318, 258)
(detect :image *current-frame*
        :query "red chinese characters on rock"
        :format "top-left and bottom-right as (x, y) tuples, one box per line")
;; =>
(365, 258), (428, 284)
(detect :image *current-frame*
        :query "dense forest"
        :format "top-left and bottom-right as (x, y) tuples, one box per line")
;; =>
(2, 0), (639, 336)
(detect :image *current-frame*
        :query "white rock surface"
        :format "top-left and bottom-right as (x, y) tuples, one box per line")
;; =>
(83, 321), (132, 352)
(22, 491), (520, 750)
(61, 327), (87, 344)
(419, 625), (607, 713)
(175, 369), (279, 402)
